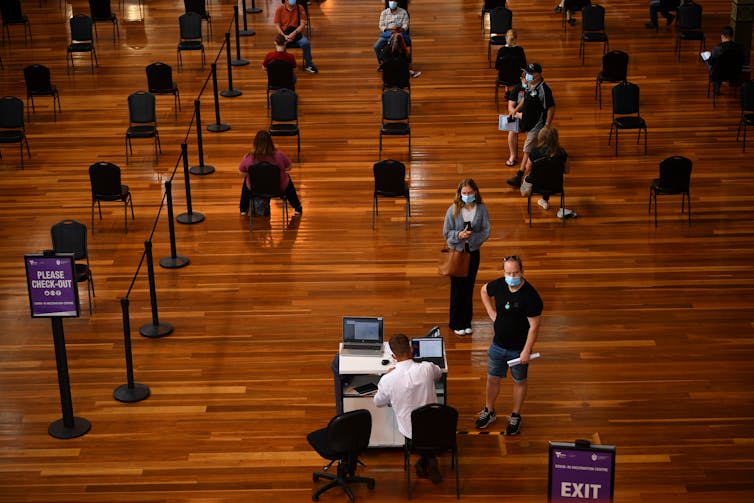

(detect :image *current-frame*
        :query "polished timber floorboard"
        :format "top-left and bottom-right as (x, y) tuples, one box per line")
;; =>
(0, 0), (753, 501)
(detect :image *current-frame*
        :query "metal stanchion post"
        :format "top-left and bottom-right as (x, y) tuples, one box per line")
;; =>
(113, 297), (150, 403)
(232, 6), (249, 66)
(239, 0), (256, 36)
(207, 64), (231, 132)
(222, 32), (243, 96)
(190, 99), (216, 174)
(177, 143), (205, 224)
(246, 0), (262, 14)
(159, 181), (190, 269)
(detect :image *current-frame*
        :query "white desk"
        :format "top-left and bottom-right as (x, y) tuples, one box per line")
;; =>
(338, 342), (447, 448)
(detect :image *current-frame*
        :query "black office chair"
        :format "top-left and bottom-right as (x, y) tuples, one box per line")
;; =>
(268, 89), (300, 162)
(308, 409), (375, 503)
(0, 96), (31, 169)
(373, 159), (410, 230)
(24, 64), (61, 122)
(266, 59), (295, 110)
(405, 404), (459, 500)
(88, 161), (134, 234)
(184, 0), (211, 39)
(487, 7), (513, 67)
(579, 4), (608, 65)
(51, 220), (94, 315)
(707, 47), (744, 108)
(481, 0), (506, 34)
(675, 1), (704, 61)
(494, 44), (526, 112)
(89, 0), (119, 41)
(177, 12), (205, 71)
(125, 91), (161, 163)
(0, 0), (31, 45)
(736, 80), (754, 152)
(382, 58), (411, 91)
(379, 87), (411, 158)
(146, 62), (181, 117)
(595, 50), (628, 109)
(609, 82), (647, 156)
(248, 161), (288, 231)
(67, 14), (98, 74)
(649, 156), (692, 227)
(526, 156), (566, 227)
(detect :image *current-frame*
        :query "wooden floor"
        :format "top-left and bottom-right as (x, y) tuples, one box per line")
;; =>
(1, 0), (753, 501)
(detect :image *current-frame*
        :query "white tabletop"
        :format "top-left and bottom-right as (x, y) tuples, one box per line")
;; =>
(338, 342), (448, 375)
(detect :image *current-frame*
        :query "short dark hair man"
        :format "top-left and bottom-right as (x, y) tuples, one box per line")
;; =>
(706, 26), (744, 95)
(373, 334), (443, 482)
(477, 256), (543, 435)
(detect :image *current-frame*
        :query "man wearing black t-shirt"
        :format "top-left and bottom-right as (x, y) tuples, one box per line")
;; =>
(477, 256), (543, 434)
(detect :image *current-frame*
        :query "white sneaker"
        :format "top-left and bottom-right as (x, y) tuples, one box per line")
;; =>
(537, 198), (549, 210)
(557, 208), (577, 219)
(464, 327), (473, 334)
(453, 329), (465, 335)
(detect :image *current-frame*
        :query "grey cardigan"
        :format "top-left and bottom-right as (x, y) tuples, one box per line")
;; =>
(443, 203), (491, 252)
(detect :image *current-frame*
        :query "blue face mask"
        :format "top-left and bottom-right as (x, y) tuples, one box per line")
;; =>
(287, 0), (296, 5)
(461, 194), (475, 204)
(505, 276), (522, 287)
(388, 1), (398, 9)
(525, 73), (534, 82)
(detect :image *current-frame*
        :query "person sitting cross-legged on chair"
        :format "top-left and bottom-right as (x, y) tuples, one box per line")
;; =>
(375, 1), (418, 76)
(274, 0), (317, 73)
(373, 334), (444, 483)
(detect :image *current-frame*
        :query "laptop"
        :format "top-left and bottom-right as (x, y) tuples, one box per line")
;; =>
(341, 316), (384, 357)
(411, 337), (446, 368)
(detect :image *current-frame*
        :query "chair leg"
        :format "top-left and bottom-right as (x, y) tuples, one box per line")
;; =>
(372, 195), (377, 230)
(528, 194), (532, 227)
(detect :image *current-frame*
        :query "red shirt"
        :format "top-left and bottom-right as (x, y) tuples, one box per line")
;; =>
(263, 50), (296, 69)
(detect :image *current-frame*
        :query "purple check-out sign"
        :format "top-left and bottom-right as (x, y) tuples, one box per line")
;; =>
(549, 441), (615, 501)
(25, 254), (80, 318)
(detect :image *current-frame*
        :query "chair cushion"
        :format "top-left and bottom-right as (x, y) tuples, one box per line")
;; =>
(68, 43), (94, 52)
(489, 35), (506, 45)
(679, 31), (704, 41)
(126, 126), (157, 138)
(178, 41), (203, 50)
(381, 123), (410, 135)
(614, 116), (646, 129)
(268, 124), (299, 136)
(583, 33), (608, 42)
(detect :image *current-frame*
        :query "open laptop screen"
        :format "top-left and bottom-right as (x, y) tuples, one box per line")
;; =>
(342, 316), (384, 344)
(412, 337), (443, 358)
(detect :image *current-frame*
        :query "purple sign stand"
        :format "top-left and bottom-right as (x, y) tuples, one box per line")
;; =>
(548, 440), (615, 502)
(25, 253), (91, 439)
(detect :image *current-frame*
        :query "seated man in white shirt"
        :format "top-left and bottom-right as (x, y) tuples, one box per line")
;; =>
(373, 334), (443, 483)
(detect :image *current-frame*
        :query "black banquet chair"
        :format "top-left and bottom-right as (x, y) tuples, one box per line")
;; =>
(268, 88), (300, 162)
(24, 64), (62, 122)
(373, 159), (410, 230)
(736, 80), (754, 152)
(89, 0), (119, 41)
(89, 162), (134, 234)
(595, 50), (628, 109)
(51, 220), (95, 315)
(382, 58), (411, 92)
(487, 6), (513, 67)
(67, 14), (98, 74)
(125, 91), (161, 163)
(649, 156), (692, 226)
(265, 59), (295, 110)
(481, 0), (506, 33)
(248, 161), (288, 231)
(404, 404), (460, 499)
(579, 4), (608, 65)
(184, 0), (212, 39)
(526, 156), (566, 227)
(0, 96), (31, 169)
(494, 44), (526, 112)
(1, 0), (31, 45)
(177, 12), (205, 71)
(675, 1), (704, 61)
(146, 62), (181, 117)
(609, 82), (647, 156)
(307, 409), (375, 503)
(379, 87), (411, 158)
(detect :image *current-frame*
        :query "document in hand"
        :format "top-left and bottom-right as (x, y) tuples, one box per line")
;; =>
(499, 114), (519, 133)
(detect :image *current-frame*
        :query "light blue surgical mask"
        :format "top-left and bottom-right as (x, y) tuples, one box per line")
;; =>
(461, 194), (475, 204)
(388, 1), (398, 9)
(287, 0), (296, 5)
(525, 73), (534, 82)
(505, 276), (522, 287)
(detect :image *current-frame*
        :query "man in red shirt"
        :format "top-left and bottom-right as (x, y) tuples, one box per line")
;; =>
(274, 0), (317, 73)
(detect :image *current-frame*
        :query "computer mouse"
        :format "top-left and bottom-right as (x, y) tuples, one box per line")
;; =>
(381, 359), (390, 365)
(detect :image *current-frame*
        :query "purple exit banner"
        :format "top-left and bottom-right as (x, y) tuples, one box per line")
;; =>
(549, 441), (615, 502)
(25, 254), (80, 318)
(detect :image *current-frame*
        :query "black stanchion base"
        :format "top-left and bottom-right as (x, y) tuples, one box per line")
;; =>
(246, 8), (263, 14)
(49, 417), (91, 439)
(190, 165), (215, 175)
(176, 212), (205, 224)
(159, 255), (189, 269)
(113, 383), (150, 403)
(231, 59), (250, 66)
(239, 29), (256, 37)
(207, 123), (231, 132)
(139, 322), (174, 338)
(221, 89), (243, 98)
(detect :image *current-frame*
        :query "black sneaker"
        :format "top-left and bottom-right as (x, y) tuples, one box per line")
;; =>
(427, 457), (442, 484)
(567, 18), (577, 26)
(414, 460), (428, 478)
(645, 22), (658, 29)
(666, 14), (675, 25)
(553, 6), (562, 13)
(305, 65), (318, 74)
(475, 407), (497, 429)
(506, 173), (522, 188)
(506, 412), (522, 435)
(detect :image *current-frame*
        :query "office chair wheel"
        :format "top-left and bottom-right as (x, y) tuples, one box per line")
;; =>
(367, 480), (375, 490)
(312, 474), (319, 482)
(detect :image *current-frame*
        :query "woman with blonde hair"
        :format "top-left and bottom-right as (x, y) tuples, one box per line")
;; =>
(519, 126), (574, 217)
(495, 29), (527, 166)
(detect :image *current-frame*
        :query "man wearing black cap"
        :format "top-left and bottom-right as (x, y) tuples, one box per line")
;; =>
(506, 63), (556, 188)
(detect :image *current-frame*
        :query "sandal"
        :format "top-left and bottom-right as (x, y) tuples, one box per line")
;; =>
(505, 159), (517, 167)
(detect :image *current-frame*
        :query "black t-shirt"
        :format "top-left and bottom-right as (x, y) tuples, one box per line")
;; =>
(529, 147), (568, 165)
(486, 278), (543, 351)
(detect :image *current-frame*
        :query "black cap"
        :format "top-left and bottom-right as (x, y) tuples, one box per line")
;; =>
(523, 63), (543, 74)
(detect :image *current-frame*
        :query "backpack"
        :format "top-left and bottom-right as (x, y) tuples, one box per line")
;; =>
(519, 87), (544, 133)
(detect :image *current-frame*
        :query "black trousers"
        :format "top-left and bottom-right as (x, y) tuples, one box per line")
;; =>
(448, 248), (481, 331)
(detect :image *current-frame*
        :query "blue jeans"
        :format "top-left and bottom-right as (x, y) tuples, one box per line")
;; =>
(487, 343), (528, 382)
(288, 36), (313, 67)
(374, 31), (412, 62)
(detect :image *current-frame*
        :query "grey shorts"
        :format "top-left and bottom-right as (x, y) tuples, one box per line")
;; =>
(523, 128), (539, 153)
(487, 343), (528, 382)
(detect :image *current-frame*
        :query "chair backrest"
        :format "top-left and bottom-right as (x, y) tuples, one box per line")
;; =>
(146, 62), (175, 92)
(374, 159), (407, 196)
(326, 409), (372, 459)
(24, 65), (53, 94)
(483, 0), (506, 10)
(70, 14), (94, 42)
(382, 58), (411, 89)
(0, 0), (24, 22)
(128, 91), (157, 125)
(601, 50), (629, 82)
(249, 161), (283, 198)
(742, 80), (754, 112)
(184, 0), (208, 17)
(529, 156), (566, 195)
(270, 89), (298, 122)
(89, 0), (114, 19)
(410, 404), (458, 453)
(179, 12), (203, 40)
(266, 59), (295, 89)
(496, 46), (526, 84)
(658, 156), (692, 192)
(89, 162), (124, 200)
(382, 88), (410, 121)
(582, 4), (605, 31)
(0, 96), (24, 129)
(51, 220), (88, 261)
(677, 2), (702, 30)
(489, 7), (512, 35)
(710, 46), (744, 82)
(612, 82), (640, 116)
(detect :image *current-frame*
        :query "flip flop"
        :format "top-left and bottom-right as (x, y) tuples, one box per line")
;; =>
(505, 159), (517, 167)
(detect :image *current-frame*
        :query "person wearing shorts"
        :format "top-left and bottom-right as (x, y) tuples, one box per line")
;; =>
(477, 255), (543, 434)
